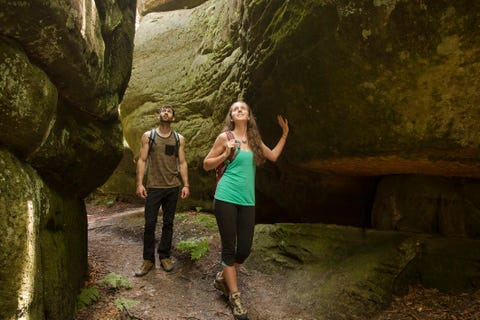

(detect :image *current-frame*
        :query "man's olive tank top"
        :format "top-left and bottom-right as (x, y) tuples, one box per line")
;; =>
(146, 130), (181, 188)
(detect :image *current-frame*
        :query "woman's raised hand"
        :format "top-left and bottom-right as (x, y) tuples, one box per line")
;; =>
(277, 115), (289, 137)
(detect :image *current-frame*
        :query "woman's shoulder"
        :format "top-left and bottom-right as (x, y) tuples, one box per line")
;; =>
(216, 131), (231, 140)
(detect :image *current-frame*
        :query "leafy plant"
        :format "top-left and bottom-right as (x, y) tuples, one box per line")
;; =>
(99, 272), (132, 290)
(194, 213), (217, 230)
(76, 286), (100, 310)
(114, 297), (140, 312)
(177, 237), (209, 260)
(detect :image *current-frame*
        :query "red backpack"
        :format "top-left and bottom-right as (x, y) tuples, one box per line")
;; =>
(215, 131), (239, 185)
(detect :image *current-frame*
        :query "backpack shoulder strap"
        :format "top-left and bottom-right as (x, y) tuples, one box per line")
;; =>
(173, 131), (180, 157)
(225, 130), (234, 140)
(224, 130), (239, 162)
(148, 129), (156, 157)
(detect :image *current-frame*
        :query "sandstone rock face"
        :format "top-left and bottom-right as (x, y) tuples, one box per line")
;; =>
(121, 0), (480, 227)
(96, 145), (138, 202)
(247, 224), (480, 319)
(372, 175), (480, 237)
(137, 0), (208, 15)
(0, 0), (136, 319)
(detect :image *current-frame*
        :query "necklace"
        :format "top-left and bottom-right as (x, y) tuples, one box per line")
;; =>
(239, 133), (247, 144)
(235, 132), (248, 144)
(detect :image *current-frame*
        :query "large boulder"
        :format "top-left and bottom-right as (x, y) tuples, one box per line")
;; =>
(372, 175), (480, 237)
(246, 223), (480, 319)
(120, 0), (480, 225)
(0, 149), (87, 319)
(0, 0), (136, 318)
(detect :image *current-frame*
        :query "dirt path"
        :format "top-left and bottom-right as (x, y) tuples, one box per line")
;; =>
(75, 204), (316, 320)
(76, 203), (480, 320)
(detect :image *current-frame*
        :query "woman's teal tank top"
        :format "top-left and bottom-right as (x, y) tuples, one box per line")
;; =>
(214, 150), (255, 206)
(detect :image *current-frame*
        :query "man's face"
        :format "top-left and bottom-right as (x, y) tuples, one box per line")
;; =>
(159, 107), (175, 122)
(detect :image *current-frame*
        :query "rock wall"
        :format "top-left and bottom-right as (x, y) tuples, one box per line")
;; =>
(246, 223), (480, 319)
(137, 0), (208, 15)
(121, 0), (480, 227)
(0, 0), (136, 319)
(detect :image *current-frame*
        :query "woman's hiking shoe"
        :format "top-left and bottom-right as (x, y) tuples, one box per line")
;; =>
(134, 260), (154, 277)
(160, 258), (174, 272)
(214, 271), (229, 296)
(229, 291), (249, 320)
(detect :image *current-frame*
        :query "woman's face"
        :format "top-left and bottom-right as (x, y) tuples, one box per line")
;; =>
(230, 102), (250, 121)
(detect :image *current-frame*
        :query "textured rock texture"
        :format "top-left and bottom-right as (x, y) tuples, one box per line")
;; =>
(121, 0), (480, 226)
(0, 0), (136, 319)
(246, 223), (480, 319)
(137, 0), (208, 15)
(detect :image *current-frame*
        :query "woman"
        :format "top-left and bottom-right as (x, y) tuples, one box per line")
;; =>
(203, 101), (289, 320)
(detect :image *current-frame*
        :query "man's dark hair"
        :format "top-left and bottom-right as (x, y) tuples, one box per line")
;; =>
(159, 105), (175, 116)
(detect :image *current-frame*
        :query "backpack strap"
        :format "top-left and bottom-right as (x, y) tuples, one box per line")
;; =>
(147, 129), (157, 157)
(173, 131), (180, 157)
(225, 130), (238, 162)
(173, 131), (180, 171)
(214, 130), (239, 185)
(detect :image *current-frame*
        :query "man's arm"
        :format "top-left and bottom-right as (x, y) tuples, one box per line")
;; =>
(136, 132), (150, 199)
(178, 134), (190, 199)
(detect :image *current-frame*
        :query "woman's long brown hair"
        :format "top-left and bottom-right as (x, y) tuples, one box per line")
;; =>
(222, 101), (266, 166)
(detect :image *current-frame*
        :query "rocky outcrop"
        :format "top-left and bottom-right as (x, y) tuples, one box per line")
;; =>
(95, 145), (138, 203)
(372, 175), (480, 237)
(121, 0), (480, 226)
(0, 0), (136, 319)
(137, 0), (208, 15)
(246, 223), (480, 319)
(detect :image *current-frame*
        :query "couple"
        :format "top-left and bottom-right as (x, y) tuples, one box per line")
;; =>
(135, 102), (289, 320)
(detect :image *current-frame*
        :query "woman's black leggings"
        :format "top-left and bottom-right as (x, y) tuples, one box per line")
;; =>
(213, 199), (255, 266)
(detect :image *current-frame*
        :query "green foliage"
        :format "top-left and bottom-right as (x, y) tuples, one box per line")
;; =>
(194, 213), (217, 230)
(99, 272), (132, 290)
(175, 212), (189, 223)
(76, 286), (100, 310)
(195, 206), (203, 212)
(177, 237), (209, 260)
(114, 297), (140, 312)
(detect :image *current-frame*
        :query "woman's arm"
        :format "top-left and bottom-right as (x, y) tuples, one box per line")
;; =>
(203, 132), (236, 171)
(261, 115), (289, 162)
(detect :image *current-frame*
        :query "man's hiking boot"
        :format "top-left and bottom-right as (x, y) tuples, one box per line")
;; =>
(160, 258), (174, 272)
(134, 260), (154, 277)
(229, 291), (249, 320)
(214, 271), (229, 296)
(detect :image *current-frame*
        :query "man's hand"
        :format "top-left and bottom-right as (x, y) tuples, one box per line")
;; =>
(136, 184), (147, 199)
(181, 186), (190, 199)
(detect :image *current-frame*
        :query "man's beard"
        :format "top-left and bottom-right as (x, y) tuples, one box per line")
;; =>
(160, 117), (173, 123)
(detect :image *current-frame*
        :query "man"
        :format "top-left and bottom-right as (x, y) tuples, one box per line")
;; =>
(135, 105), (190, 276)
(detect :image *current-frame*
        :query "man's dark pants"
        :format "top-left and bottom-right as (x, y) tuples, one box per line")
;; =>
(143, 187), (179, 262)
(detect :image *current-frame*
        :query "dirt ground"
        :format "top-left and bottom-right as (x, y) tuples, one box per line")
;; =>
(75, 202), (480, 320)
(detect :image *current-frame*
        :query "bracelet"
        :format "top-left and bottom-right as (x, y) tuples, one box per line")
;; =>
(184, 185), (190, 188)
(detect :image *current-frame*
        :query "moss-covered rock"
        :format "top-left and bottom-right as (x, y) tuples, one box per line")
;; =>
(121, 0), (480, 224)
(0, 149), (45, 319)
(0, 36), (58, 159)
(247, 223), (480, 319)
(0, 149), (87, 320)
(372, 175), (480, 237)
(0, 0), (136, 319)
